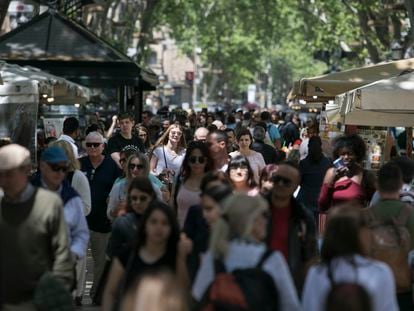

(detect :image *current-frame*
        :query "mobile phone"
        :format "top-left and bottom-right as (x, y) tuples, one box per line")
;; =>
(333, 158), (346, 170)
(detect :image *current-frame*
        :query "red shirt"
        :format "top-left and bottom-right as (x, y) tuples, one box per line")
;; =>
(269, 205), (291, 260)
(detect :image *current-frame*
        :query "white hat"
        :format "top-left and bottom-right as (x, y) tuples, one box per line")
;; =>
(212, 120), (226, 130)
(0, 144), (31, 171)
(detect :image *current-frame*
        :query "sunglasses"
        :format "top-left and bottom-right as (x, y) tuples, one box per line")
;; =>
(47, 163), (68, 173)
(271, 175), (293, 187)
(86, 142), (101, 148)
(189, 156), (206, 164)
(129, 163), (144, 170)
(229, 163), (248, 170)
(130, 195), (150, 202)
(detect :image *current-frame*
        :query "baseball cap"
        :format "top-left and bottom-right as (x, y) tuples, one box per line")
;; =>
(41, 147), (68, 164)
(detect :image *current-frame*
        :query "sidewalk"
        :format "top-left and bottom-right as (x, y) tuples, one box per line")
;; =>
(77, 249), (99, 311)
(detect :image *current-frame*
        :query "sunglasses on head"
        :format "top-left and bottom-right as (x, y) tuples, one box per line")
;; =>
(271, 175), (293, 187)
(129, 163), (144, 170)
(130, 195), (150, 202)
(47, 163), (68, 173)
(189, 156), (206, 164)
(86, 142), (101, 148)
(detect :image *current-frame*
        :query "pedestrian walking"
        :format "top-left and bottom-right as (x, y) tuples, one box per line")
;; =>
(0, 144), (74, 310)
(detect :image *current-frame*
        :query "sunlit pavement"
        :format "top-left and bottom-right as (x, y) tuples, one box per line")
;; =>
(77, 249), (99, 310)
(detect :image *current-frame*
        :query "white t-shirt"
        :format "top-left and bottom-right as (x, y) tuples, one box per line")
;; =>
(192, 240), (301, 311)
(302, 255), (398, 311)
(152, 146), (186, 176)
(58, 134), (79, 159)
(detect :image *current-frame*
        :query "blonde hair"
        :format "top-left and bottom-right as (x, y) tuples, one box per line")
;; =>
(121, 271), (188, 311)
(209, 194), (269, 259)
(49, 140), (80, 171)
(153, 124), (187, 150)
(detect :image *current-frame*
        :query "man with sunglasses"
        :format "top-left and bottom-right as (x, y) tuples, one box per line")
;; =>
(265, 161), (317, 293)
(79, 131), (120, 304)
(0, 144), (74, 310)
(32, 147), (89, 264)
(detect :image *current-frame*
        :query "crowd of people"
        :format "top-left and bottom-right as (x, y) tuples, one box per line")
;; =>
(1, 107), (414, 311)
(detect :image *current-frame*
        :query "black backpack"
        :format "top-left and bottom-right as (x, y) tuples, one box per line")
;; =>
(197, 249), (279, 311)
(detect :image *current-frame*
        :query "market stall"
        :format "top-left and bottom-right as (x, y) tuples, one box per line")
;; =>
(0, 61), (90, 160)
(289, 57), (414, 101)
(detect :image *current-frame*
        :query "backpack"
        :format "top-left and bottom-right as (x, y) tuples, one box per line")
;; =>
(364, 204), (412, 292)
(198, 249), (278, 311)
(325, 261), (372, 311)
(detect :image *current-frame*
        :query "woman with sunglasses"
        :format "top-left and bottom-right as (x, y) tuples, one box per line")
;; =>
(102, 201), (192, 311)
(49, 140), (91, 305)
(172, 141), (213, 228)
(107, 152), (162, 220)
(192, 194), (300, 311)
(230, 128), (266, 184)
(227, 155), (259, 196)
(106, 176), (156, 259)
(150, 124), (187, 184)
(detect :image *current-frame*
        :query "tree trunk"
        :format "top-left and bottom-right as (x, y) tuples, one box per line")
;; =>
(135, 0), (159, 65)
(0, 0), (11, 30)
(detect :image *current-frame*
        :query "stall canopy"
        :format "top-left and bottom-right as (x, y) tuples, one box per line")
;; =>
(333, 71), (414, 127)
(289, 58), (414, 100)
(0, 10), (158, 89)
(0, 61), (90, 104)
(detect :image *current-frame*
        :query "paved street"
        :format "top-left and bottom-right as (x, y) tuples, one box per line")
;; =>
(76, 249), (99, 311)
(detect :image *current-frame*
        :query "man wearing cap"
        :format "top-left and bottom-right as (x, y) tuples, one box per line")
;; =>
(0, 144), (73, 310)
(107, 113), (145, 168)
(58, 116), (80, 158)
(80, 131), (120, 303)
(32, 146), (89, 263)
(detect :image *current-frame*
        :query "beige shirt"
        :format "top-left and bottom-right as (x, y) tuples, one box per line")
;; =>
(0, 184), (73, 304)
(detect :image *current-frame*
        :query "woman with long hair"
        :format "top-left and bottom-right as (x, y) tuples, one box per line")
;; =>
(192, 194), (301, 311)
(107, 176), (157, 258)
(227, 155), (259, 196)
(302, 206), (398, 311)
(172, 141), (213, 228)
(107, 152), (162, 220)
(150, 124), (187, 182)
(135, 125), (152, 155)
(103, 201), (192, 311)
(229, 128), (266, 184)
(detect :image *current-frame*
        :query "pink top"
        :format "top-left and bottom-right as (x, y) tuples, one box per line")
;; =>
(318, 178), (366, 212)
(176, 184), (201, 228)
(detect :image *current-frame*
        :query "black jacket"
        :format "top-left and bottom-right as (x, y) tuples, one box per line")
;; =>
(251, 140), (278, 164)
(266, 195), (317, 293)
